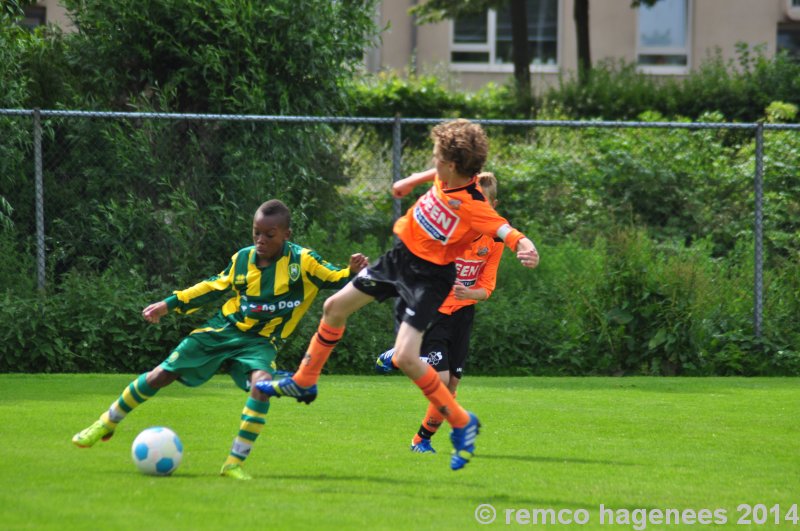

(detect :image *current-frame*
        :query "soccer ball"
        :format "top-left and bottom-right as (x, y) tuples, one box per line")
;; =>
(131, 427), (183, 476)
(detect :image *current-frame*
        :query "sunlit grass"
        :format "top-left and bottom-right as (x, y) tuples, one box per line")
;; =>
(0, 374), (797, 530)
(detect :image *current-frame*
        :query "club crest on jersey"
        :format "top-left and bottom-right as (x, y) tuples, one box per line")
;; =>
(414, 188), (459, 244)
(447, 198), (462, 210)
(289, 263), (300, 282)
(477, 246), (489, 256)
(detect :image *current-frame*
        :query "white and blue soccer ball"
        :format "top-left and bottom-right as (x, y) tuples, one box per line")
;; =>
(131, 427), (183, 476)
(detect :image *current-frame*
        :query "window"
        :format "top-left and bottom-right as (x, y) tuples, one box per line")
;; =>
(637, 0), (690, 73)
(20, 6), (46, 30)
(778, 25), (800, 61)
(451, 0), (558, 71)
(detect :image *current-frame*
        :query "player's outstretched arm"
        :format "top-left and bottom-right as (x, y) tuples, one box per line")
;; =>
(515, 238), (539, 269)
(349, 253), (369, 274)
(392, 168), (436, 198)
(142, 301), (168, 324)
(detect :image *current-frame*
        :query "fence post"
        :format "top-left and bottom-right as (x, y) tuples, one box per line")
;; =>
(391, 113), (402, 220)
(33, 108), (46, 292)
(753, 121), (764, 338)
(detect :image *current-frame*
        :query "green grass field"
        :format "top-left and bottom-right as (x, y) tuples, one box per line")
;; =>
(0, 375), (797, 530)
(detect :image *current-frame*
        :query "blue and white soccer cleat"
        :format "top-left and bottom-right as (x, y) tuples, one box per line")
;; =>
(375, 348), (396, 374)
(410, 438), (436, 454)
(449, 412), (480, 470)
(255, 377), (317, 405)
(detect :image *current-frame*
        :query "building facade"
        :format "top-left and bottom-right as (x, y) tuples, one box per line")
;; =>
(368, 0), (800, 90)
(24, 0), (800, 91)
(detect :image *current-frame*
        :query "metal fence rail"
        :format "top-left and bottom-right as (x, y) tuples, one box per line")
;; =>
(3, 108), (800, 338)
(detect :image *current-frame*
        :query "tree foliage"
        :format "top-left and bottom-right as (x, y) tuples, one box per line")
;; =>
(61, 0), (379, 114)
(2, 0), (382, 286)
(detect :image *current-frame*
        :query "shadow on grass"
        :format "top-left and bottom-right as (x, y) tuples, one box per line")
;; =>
(478, 453), (636, 466)
(470, 376), (800, 394)
(267, 473), (419, 485)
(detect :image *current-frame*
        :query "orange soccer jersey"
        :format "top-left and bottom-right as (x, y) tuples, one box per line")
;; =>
(438, 234), (504, 315)
(393, 174), (524, 265)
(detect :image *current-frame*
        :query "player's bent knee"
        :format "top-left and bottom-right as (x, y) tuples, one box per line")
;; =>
(147, 367), (179, 389)
(393, 348), (422, 369)
(322, 294), (353, 324)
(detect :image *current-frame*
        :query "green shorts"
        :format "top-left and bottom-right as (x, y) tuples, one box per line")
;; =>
(160, 314), (278, 392)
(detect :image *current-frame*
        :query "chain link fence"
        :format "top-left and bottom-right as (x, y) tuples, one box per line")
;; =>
(2, 108), (799, 339)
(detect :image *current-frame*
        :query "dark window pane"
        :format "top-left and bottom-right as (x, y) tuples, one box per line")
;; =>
(778, 27), (800, 61)
(637, 54), (688, 66)
(454, 11), (488, 44)
(20, 6), (46, 30)
(452, 51), (491, 63)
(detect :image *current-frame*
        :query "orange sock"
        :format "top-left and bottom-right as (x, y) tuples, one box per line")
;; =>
(419, 388), (455, 435)
(293, 320), (345, 387)
(421, 402), (445, 434)
(412, 365), (469, 428)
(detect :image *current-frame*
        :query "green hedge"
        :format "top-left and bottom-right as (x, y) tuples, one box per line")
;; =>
(2, 225), (797, 376)
(346, 44), (800, 123)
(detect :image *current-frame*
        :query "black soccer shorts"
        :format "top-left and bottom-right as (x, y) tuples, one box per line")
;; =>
(420, 305), (476, 378)
(352, 240), (455, 332)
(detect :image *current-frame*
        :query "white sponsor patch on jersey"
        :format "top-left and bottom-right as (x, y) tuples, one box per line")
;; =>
(413, 188), (460, 244)
(455, 258), (484, 287)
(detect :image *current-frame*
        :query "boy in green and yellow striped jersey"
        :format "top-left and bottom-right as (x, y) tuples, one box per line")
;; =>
(72, 199), (368, 480)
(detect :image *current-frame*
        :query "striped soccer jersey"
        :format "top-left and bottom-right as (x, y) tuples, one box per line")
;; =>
(438, 234), (504, 316)
(393, 173), (524, 265)
(164, 242), (352, 340)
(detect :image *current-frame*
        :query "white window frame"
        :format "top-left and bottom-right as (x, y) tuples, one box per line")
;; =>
(636, 0), (692, 75)
(788, 0), (800, 20)
(449, 5), (560, 74)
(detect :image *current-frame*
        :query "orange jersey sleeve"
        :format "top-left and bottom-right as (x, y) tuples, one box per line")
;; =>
(394, 174), (524, 265)
(438, 235), (504, 315)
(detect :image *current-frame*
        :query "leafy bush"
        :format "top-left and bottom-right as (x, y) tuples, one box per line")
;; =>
(0, 269), (185, 373)
(547, 45), (800, 122)
(345, 72), (528, 121)
(347, 44), (800, 124)
(0, 223), (394, 375)
(4, 224), (796, 376)
(469, 229), (799, 376)
(61, 0), (379, 115)
(1, 1), (387, 294)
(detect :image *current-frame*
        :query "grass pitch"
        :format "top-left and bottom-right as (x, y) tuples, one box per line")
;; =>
(0, 375), (797, 530)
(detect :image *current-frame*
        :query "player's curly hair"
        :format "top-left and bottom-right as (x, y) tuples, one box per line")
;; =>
(431, 119), (488, 177)
(477, 171), (498, 203)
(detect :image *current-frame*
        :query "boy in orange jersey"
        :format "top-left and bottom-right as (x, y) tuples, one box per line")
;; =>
(375, 172), (504, 455)
(257, 119), (539, 470)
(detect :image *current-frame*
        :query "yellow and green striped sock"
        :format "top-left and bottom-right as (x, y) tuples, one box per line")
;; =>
(99, 373), (158, 430)
(224, 397), (270, 466)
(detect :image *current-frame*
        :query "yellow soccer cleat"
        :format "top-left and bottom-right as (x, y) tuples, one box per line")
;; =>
(220, 463), (253, 481)
(72, 419), (114, 448)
